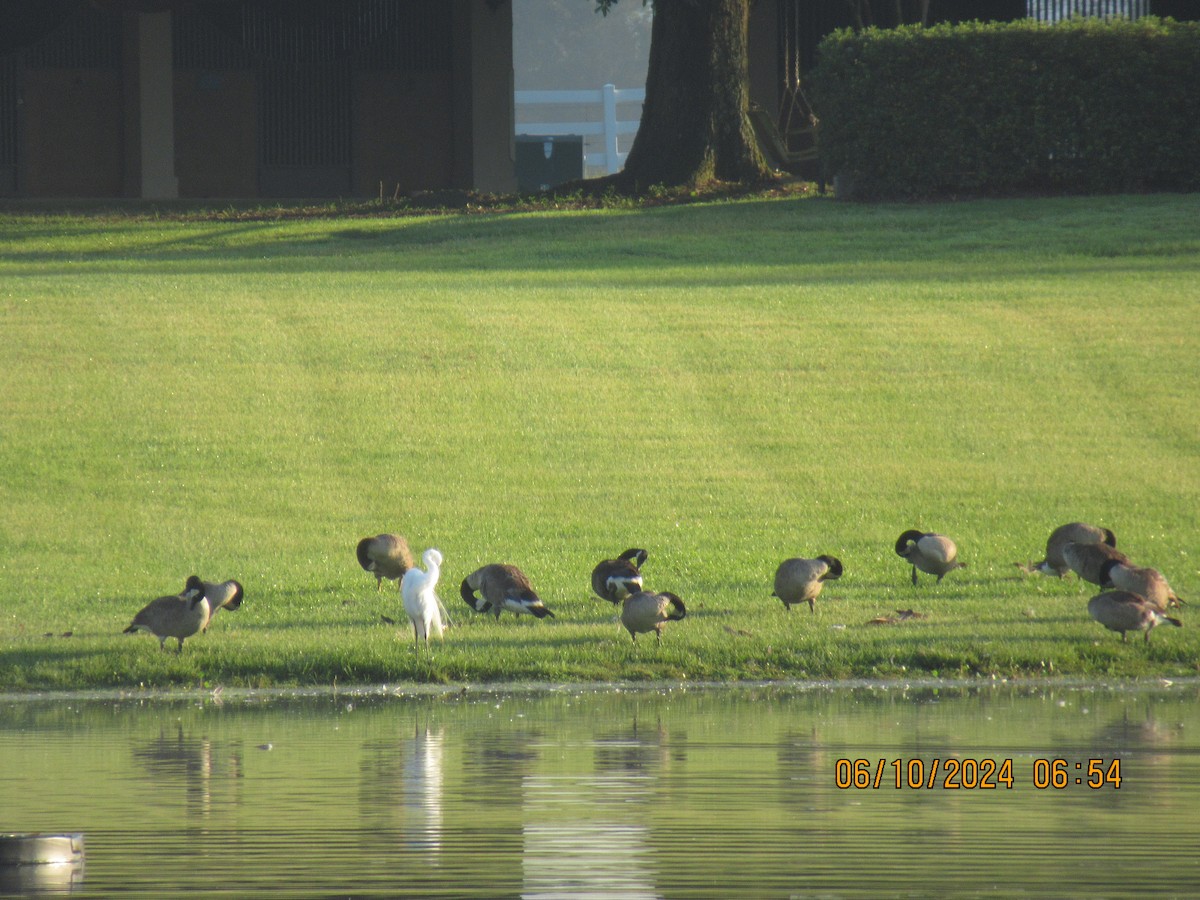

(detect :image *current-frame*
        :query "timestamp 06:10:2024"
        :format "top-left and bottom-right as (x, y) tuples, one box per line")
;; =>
(834, 757), (1122, 790)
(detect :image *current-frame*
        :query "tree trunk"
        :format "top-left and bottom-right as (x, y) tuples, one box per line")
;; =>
(610, 0), (772, 191)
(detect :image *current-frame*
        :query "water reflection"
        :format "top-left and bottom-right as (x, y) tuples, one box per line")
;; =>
(131, 723), (244, 819)
(523, 714), (676, 899)
(358, 722), (445, 862)
(0, 683), (1197, 897)
(405, 725), (445, 858)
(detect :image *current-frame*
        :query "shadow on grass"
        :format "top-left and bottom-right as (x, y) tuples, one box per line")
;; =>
(4, 194), (1197, 282)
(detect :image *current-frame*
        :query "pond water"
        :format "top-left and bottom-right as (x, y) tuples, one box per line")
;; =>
(1, 681), (1198, 898)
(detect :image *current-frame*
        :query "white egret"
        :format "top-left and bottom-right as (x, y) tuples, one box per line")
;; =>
(401, 548), (445, 648)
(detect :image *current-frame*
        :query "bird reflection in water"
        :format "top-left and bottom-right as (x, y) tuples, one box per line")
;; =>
(131, 723), (243, 818)
(359, 723), (446, 863)
(403, 725), (445, 859)
(522, 715), (678, 899)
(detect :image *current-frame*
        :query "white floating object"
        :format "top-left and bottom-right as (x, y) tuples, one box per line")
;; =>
(0, 833), (84, 866)
(0, 833), (85, 893)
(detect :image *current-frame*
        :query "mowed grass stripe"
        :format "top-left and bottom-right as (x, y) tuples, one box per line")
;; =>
(0, 193), (1197, 687)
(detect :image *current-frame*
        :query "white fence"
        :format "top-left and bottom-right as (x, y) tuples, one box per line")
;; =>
(515, 84), (645, 176)
(1025, 0), (1148, 20)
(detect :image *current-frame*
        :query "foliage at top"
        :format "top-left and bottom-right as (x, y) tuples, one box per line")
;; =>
(809, 16), (1200, 199)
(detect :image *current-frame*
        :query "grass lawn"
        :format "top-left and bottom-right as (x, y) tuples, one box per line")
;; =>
(0, 191), (1197, 690)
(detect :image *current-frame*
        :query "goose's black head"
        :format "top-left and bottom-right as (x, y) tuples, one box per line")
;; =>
(895, 530), (923, 556)
(461, 578), (489, 612)
(818, 555), (844, 580)
(1098, 557), (1122, 588)
(661, 592), (686, 620)
(619, 548), (649, 569)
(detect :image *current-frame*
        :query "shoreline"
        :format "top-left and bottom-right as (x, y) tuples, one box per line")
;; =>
(2, 675), (1195, 704)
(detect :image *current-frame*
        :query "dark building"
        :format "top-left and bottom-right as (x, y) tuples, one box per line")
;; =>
(0, 0), (515, 199)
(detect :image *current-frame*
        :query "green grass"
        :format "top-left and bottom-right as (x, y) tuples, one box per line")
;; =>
(1, 192), (1198, 690)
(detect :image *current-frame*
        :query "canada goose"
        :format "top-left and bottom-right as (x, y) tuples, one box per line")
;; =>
(1100, 559), (1184, 611)
(591, 548), (648, 604)
(895, 530), (965, 585)
(1020, 522), (1117, 577)
(356, 533), (415, 591)
(200, 579), (244, 631)
(772, 555), (843, 613)
(1062, 540), (1130, 586)
(401, 548), (445, 647)
(460, 564), (555, 620)
(621, 591), (686, 643)
(1088, 590), (1182, 643)
(123, 576), (211, 653)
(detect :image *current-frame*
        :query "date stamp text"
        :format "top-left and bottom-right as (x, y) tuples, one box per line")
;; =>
(834, 757), (1122, 790)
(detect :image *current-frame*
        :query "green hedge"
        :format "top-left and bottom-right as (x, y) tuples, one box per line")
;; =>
(807, 17), (1200, 200)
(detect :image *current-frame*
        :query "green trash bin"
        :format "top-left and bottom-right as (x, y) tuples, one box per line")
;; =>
(515, 134), (584, 193)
